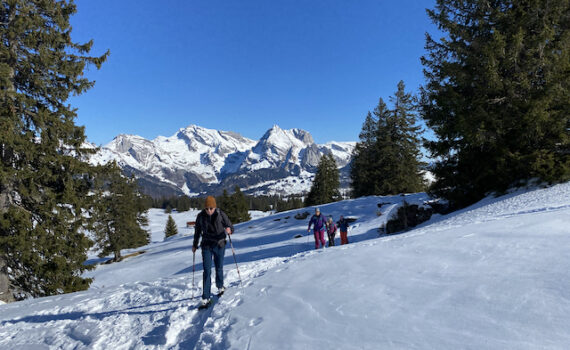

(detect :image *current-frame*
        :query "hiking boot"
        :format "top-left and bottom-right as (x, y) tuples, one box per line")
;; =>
(217, 287), (225, 296)
(198, 298), (212, 310)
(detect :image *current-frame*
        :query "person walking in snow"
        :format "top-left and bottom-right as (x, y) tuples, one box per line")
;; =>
(192, 196), (234, 308)
(326, 217), (337, 247)
(307, 207), (327, 249)
(337, 215), (350, 245)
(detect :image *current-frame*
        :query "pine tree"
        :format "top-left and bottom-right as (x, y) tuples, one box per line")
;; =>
(351, 82), (425, 197)
(421, 0), (570, 208)
(164, 215), (178, 239)
(0, 0), (108, 301)
(176, 196), (191, 212)
(217, 187), (251, 223)
(350, 111), (379, 197)
(306, 154), (341, 206)
(377, 81), (425, 194)
(230, 186), (251, 223)
(217, 190), (233, 216)
(91, 163), (149, 262)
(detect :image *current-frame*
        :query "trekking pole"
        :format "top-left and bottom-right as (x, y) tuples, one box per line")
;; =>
(227, 234), (243, 287)
(192, 250), (196, 299)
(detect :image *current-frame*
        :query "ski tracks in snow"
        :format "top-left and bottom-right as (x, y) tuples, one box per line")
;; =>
(183, 256), (288, 349)
(121, 256), (289, 349)
(110, 256), (288, 349)
(0, 255), (289, 350)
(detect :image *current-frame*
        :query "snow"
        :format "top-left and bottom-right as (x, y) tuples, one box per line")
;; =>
(2, 183), (570, 349)
(90, 124), (355, 197)
(243, 171), (315, 197)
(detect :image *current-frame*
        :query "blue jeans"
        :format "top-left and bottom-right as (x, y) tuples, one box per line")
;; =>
(201, 243), (226, 299)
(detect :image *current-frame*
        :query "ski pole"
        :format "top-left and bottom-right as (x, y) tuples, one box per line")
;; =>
(192, 250), (196, 299)
(227, 233), (243, 287)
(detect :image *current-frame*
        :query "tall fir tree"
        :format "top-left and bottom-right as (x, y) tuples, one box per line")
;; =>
(164, 215), (178, 239)
(91, 163), (149, 262)
(381, 81), (425, 194)
(421, 0), (570, 208)
(217, 190), (233, 216)
(350, 111), (379, 197)
(306, 153), (341, 206)
(230, 186), (251, 223)
(351, 81), (425, 197)
(217, 187), (251, 223)
(0, 0), (108, 301)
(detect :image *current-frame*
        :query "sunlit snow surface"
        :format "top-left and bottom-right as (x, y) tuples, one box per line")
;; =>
(1, 184), (569, 349)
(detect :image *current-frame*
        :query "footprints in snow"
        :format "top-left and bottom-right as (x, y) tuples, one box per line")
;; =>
(249, 317), (263, 327)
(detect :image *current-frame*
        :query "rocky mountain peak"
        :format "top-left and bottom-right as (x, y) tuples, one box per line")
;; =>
(91, 124), (355, 198)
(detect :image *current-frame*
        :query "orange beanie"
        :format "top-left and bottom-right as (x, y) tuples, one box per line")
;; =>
(205, 196), (217, 209)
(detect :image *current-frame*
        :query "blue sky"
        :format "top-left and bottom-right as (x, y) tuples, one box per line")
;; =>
(70, 0), (439, 146)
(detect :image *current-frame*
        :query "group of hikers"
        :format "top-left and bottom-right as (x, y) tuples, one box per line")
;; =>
(192, 196), (351, 309)
(307, 207), (350, 249)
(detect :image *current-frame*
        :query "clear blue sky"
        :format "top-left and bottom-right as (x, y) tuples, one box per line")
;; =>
(70, 0), (439, 146)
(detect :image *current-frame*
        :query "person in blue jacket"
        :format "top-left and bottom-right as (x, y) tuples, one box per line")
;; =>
(307, 207), (328, 249)
(337, 215), (350, 245)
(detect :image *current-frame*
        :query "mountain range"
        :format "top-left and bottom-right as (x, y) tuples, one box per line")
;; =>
(91, 124), (355, 198)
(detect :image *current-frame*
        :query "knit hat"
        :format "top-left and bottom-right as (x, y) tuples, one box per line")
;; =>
(315, 207), (320, 213)
(204, 196), (217, 209)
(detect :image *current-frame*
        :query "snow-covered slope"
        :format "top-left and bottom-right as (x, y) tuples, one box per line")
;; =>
(91, 124), (355, 198)
(1, 183), (569, 349)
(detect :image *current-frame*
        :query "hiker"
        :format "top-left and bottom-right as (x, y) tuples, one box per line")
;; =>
(192, 196), (234, 308)
(307, 207), (327, 249)
(326, 217), (337, 246)
(337, 215), (350, 245)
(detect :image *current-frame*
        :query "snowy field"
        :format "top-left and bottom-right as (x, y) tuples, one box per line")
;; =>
(1, 183), (570, 349)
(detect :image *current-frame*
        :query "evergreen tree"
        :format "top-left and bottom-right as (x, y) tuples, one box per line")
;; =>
(216, 187), (251, 223)
(306, 154), (341, 206)
(376, 81), (425, 194)
(164, 215), (178, 239)
(0, 0), (108, 301)
(230, 186), (251, 223)
(217, 190), (233, 216)
(351, 82), (425, 197)
(421, 0), (570, 208)
(176, 196), (191, 212)
(91, 163), (149, 262)
(350, 111), (379, 197)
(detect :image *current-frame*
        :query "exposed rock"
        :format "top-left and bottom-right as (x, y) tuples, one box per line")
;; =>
(385, 203), (433, 234)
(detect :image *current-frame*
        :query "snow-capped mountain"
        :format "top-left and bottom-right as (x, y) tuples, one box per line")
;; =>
(91, 124), (355, 198)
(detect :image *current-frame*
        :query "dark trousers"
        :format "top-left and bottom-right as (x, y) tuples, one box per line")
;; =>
(201, 244), (225, 299)
(327, 232), (336, 246)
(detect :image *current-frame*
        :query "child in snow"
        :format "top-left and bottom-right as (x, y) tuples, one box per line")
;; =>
(326, 217), (337, 246)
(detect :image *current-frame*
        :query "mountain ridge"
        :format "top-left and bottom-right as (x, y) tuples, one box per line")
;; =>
(91, 124), (355, 198)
